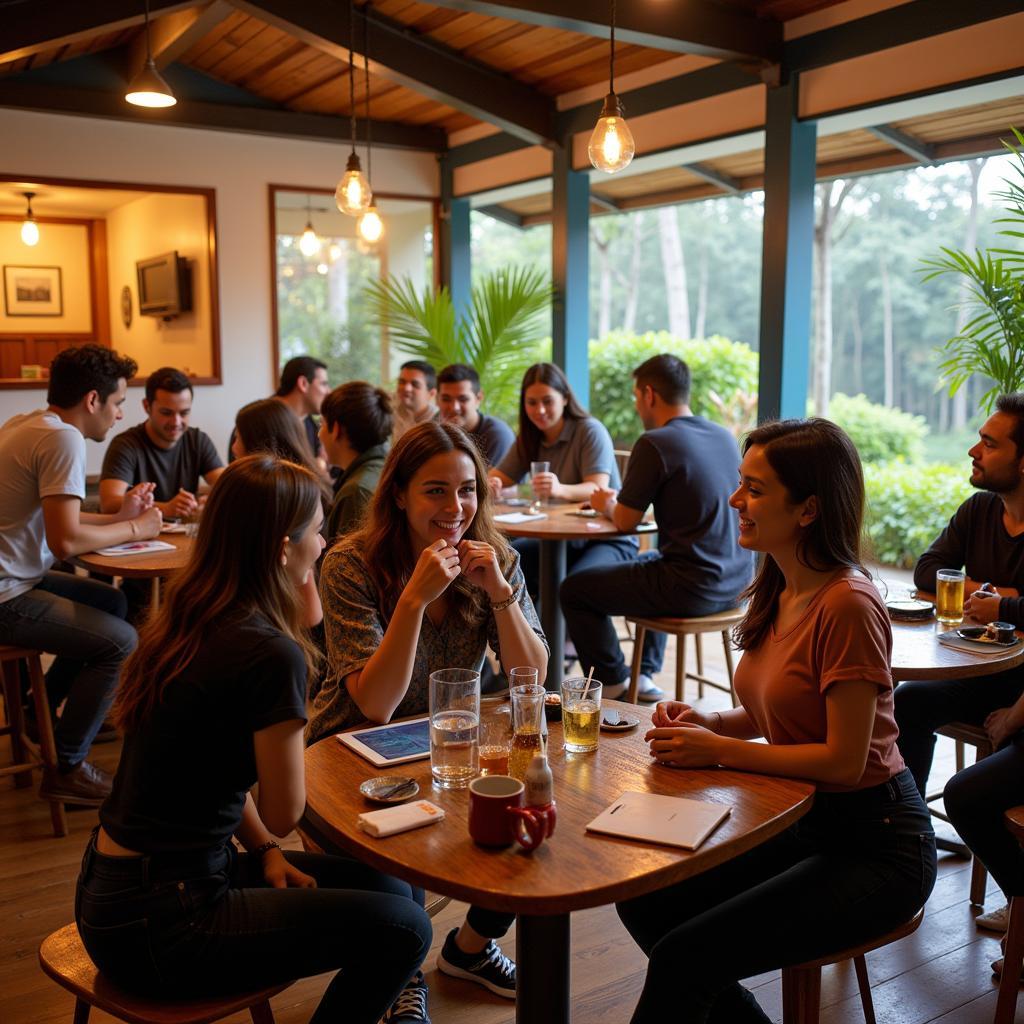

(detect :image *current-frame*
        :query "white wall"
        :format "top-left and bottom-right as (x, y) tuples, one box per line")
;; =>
(0, 108), (438, 472)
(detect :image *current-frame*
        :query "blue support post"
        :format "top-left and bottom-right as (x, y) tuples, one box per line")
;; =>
(757, 76), (816, 422)
(439, 155), (471, 320)
(551, 142), (590, 407)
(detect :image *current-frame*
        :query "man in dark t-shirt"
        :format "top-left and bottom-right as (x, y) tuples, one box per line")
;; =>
(437, 363), (515, 467)
(560, 354), (751, 702)
(100, 367), (223, 518)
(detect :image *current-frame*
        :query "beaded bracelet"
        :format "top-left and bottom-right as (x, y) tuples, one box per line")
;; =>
(253, 839), (281, 860)
(491, 585), (522, 613)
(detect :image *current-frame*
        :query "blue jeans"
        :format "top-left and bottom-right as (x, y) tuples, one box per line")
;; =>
(616, 768), (936, 1023)
(75, 836), (432, 1024)
(560, 551), (739, 683)
(0, 571), (136, 768)
(944, 732), (1024, 900)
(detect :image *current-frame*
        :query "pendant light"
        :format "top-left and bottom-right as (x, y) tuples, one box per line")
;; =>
(335, 0), (371, 215)
(356, 4), (384, 245)
(20, 192), (39, 247)
(299, 197), (322, 257)
(588, 0), (634, 174)
(125, 0), (177, 108)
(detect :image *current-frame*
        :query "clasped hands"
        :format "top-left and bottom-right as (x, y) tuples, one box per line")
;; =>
(116, 482), (163, 538)
(406, 538), (511, 607)
(963, 582), (1002, 623)
(645, 701), (721, 768)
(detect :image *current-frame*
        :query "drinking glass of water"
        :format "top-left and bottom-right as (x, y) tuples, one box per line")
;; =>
(429, 668), (480, 789)
(530, 461), (551, 510)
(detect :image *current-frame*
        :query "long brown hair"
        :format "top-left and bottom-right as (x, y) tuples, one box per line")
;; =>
(113, 455), (323, 732)
(733, 418), (868, 652)
(516, 362), (589, 465)
(235, 398), (331, 506)
(347, 420), (513, 627)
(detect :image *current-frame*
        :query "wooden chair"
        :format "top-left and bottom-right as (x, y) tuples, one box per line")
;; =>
(925, 722), (991, 906)
(624, 609), (744, 705)
(995, 805), (1024, 1024)
(0, 644), (67, 837)
(39, 923), (292, 1024)
(781, 908), (924, 1024)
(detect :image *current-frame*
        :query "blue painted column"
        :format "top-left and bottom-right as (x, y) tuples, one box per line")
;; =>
(551, 142), (590, 407)
(757, 76), (816, 422)
(439, 155), (471, 320)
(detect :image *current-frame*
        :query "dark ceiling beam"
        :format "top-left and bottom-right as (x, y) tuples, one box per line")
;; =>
(228, 0), (555, 145)
(477, 205), (523, 229)
(0, 79), (445, 150)
(124, 1), (234, 81)
(589, 193), (619, 213)
(0, 0), (195, 64)
(867, 125), (935, 165)
(447, 131), (530, 169)
(785, 0), (1023, 74)
(422, 0), (781, 63)
(683, 162), (741, 195)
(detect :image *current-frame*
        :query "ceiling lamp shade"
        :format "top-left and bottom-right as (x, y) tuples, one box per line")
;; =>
(357, 203), (384, 244)
(588, 0), (634, 175)
(20, 191), (39, 246)
(125, 1), (177, 108)
(336, 152), (371, 216)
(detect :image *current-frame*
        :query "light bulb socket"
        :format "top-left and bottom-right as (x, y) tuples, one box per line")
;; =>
(599, 91), (625, 120)
(345, 151), (363, 174)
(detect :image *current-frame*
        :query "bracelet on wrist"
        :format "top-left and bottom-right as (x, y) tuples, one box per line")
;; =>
(711, 711), (723, 734)
(490, 584), (521, 613)
(253, 839), (280, 860)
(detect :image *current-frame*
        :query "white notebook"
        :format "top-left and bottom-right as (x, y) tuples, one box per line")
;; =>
(586, 791), (731, 851)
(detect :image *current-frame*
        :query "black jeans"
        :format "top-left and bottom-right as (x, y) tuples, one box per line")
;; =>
(0, 571), (135, 768)
(893, 670), (1024, 796)
(75, 836), (432, 1024)
(616, 768), (936, 1024)
(560, 551), (738, 684)
(944, 732), (1024, 900)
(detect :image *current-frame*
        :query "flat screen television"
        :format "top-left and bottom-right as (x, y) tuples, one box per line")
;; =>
(136, 251), (192, 318)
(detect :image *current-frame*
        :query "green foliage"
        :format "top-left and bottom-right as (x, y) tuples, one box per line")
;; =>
(863, 461), (972, 568)
(364, 267), (553, 415)
(588, 331), (758, 446)
(921, 128), (1024, 410)
(825, 393), (927, 464)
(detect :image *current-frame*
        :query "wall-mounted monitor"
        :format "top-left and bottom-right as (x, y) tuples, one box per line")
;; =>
(137, 251), (192, 318)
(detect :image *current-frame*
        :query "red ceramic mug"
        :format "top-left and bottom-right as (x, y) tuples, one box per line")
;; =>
(468, 775), (554, 850)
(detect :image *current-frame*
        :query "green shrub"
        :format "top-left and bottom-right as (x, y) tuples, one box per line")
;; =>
(589, 331), (758, 445)
(826, 393), (927, 464)
(863, 460), (972, 568)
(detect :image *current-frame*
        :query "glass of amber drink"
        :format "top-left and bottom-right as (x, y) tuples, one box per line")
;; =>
(936, 569), (966, 625)
(562, 676), (601, 753)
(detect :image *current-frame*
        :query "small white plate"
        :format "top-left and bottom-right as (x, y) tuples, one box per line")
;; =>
(359, 776), (420, 804)
(600, 712), (640, 732)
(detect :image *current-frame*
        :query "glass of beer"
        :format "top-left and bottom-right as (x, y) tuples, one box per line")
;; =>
(428, 668), (480, 789)
(479, 698), (512, 776)
(561, 676), (602, 753)
(936, 568), (966, 625)
(509, 683), (545, 781)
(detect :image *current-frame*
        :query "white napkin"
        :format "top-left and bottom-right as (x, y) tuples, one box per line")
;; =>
(494, 512), (547, 524)
(357, 800), (446, 838)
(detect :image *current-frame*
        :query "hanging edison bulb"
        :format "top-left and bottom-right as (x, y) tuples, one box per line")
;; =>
(588, 92), (634, 174)
(357, 202), (384, 244)
(21, 192), (39, 246)
(336, 151), (372, 215)
(299, 219), (321, 257)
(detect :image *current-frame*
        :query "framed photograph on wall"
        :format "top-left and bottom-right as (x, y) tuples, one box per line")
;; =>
(3, 265), (63, 317)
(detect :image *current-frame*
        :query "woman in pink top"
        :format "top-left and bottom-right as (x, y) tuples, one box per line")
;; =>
(616, 419), (936, 1024)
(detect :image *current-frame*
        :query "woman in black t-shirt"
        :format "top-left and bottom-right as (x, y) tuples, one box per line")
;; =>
(75, 455), (431, 1024)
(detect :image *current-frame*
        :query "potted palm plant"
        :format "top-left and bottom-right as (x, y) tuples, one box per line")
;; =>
(921, 128), (1024, 410)
(364, 266), (552, 417)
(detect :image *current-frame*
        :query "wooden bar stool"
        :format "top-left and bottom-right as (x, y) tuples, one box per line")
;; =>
(781, 907), (924, 1024)
(925, 722), (991, 906)
(995, 805), (1024, 1024)
(0, 644), (67, 837)
(39, 923), (292, 1024)
(625, 608), (744, 705)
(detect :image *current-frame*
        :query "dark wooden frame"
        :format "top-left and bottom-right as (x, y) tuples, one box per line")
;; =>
(0, 173), (221, 389)
(267, 183), (439, 390)
(3, 264), (63, 317)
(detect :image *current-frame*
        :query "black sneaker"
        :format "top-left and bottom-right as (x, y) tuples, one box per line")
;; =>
(382, 972), (430, 1023)
(436, 928), (516, 998)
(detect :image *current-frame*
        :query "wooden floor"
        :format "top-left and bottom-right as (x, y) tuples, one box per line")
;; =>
(2, 624), (1021, 1024)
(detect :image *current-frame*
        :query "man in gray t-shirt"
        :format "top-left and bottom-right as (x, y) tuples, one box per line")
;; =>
(437, 363), (514, 467)
(0, 346), (161, 806)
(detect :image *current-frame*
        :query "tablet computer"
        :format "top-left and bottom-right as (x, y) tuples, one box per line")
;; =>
(338, 717), (431, 767)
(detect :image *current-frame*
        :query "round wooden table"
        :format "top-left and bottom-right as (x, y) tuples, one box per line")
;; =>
(891, 616), (1024, 681)
(495, 502), (654, 688)
(72, 532), (193, 608)
(304, 702), (814, 1024)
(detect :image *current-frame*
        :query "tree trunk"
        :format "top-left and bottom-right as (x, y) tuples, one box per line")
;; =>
(658, 205), (690, 338)
(881, 254), (894, 407)
(851, 297), (864, 395)
(592, 229), (612, 339)
(621, 213), (643, 333)
(952, 158), (986, 429)
(695, 241), (709, 340)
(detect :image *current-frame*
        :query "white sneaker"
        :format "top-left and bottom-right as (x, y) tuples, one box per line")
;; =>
(977, 904), (1010, 933)
(603, 680), (629, 700)
(636, 673), (666, 703)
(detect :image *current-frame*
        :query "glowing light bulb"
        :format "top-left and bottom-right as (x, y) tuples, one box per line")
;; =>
(299, 221), (321, 257)
(336, 152), (371, 215)
(125, 58), (177, 108)
(357, 204), (384, 244)
(588, 92), (634, 174)
(21, 218), (39, 246)
(316, 263), (329, 275)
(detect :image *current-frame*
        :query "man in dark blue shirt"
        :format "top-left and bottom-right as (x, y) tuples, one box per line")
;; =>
(560, 354), (751, 701)
(437, 363), (514, 467)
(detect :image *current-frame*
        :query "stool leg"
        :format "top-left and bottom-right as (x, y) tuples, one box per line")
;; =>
(853, 955), (876, 1024)
(693, 634), (704, 698)
(2, 660), (33, 788)
(722, 631), (738, 708)
(627, 627), (645, 704)
(675, 635), (685, 702)
(28, 655), (67, 838)
(250, 999), (276, 1024)
(781, 964), (821, 1024)
(996, 895), (1024, 1024)
(955, 740), (965, 773)
(72, 997), (91, 1024)
(969, 857), (988, 907)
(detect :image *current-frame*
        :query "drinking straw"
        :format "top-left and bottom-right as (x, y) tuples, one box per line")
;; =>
(580, 665), (595, 704)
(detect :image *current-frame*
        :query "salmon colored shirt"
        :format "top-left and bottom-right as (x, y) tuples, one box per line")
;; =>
(733, 575), (905, 793)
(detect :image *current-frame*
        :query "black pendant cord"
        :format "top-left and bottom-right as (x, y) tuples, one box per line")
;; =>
(609, 0), (615, 95)
(144, 0), (153, 62)
(348, 0), (358, 152)
(364, 2), (372, 188)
